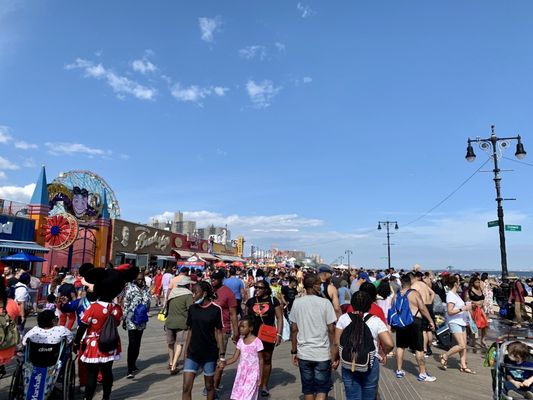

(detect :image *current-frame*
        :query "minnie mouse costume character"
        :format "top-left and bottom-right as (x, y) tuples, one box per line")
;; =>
(74, 263), (138, 400)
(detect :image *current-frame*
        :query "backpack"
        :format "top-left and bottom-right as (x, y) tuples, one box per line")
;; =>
(131, 303), (149, 325)
(0, 300), (19, 351)
(339, 314), (376, 372)
(387, 289), (414, 328)
(98, 305), (120, 353)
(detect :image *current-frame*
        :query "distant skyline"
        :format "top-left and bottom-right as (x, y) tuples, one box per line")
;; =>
(1, 1), (533, 270)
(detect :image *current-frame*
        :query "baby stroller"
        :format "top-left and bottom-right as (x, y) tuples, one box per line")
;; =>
(8, 338), (76, 400)
(487, 335), (533, 399)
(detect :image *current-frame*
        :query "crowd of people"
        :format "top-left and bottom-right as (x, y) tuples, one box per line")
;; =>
(1, 260), (533, 399)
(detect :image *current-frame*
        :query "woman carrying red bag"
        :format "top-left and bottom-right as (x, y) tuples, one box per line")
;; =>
(467, 276), (489, 349)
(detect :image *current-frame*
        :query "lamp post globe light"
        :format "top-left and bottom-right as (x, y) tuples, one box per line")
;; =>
(377, 221), (398, 269)
(465, 125), (527, 279)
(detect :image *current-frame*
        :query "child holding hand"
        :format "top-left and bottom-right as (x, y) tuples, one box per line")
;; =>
(220, 316), (264, 400)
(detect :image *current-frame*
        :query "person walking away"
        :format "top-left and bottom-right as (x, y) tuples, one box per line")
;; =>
(161, 267), (173, 303)
(480, 272), (498, 316)
(0, 274), (21, 378)
(58, 274), (78, 329)
(182, 282), (224, 400)
(245, 281), (284, 397)
(210, 270), (239, 396)
(411, 271), (436, 357)
(467, 276), (489, 349)
(153, 269), (163, 307)
(350, 272), (370, 295)
(165, 276), (193, 374)
(13, 272), (32, 337)
(123, 271), (151, 378)
(28, 274), (41, 314)
(224, 267), (246, 318)
(376, 279), (393, 325)
(439, 274), (476, 374)
(509, 277), (530, 328)
(338, 280), (351, 314)
(219, 316), (264, 400)
(389, 273), (436, 382)
(290, 274), (338, 400)
(334, 291), (394, 400)
(318, 264), (341, 319)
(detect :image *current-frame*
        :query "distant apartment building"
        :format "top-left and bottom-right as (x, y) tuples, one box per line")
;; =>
(197, 225), (231, 243)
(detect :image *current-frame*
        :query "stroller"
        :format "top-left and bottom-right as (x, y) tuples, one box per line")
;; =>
(8, 338), (76, 400)
(486, 335), (533, 399)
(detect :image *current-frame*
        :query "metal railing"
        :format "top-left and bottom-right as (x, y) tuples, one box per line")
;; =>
(0, 198), (30, 218)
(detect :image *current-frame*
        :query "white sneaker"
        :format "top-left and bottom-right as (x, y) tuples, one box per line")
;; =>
(417, 373), (436, 382)
(395, 370), (406, 378)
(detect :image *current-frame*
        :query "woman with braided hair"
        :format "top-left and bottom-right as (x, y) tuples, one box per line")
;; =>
(334, 291), (393, 400)
(182, 281), (225, 400)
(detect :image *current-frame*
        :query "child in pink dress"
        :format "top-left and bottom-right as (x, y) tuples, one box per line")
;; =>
(224, 316), (264, 400)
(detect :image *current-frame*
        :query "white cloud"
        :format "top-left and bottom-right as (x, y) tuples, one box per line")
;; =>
(246, 80), (282, 108)
(65, 58), (156, 101)
(239, 45), (267, 60)
(131, 58), (157, 74)
(199, 16), (222, 43)
(0, 172), (6, 180)
(0, 156), (19, 170)
(303, 76), (313, 83)
(0, 126), (13, 143)
(0, 183), (36, 203)
(297, 2), (316, 18)
(150, 211), (176, 223)
(14, 141), (38, 150)
(274, 42), (286, 52)
(45, 142), (112, 158)
(216, 148), (228, 156)
(171, 83), (228, 105)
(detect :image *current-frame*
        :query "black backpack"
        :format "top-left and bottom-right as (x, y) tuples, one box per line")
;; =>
(339, 314), (376, 372)
(98, 305), (119, 353)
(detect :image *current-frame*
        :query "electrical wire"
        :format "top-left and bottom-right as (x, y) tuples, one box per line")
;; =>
(503, 156), (533, 168)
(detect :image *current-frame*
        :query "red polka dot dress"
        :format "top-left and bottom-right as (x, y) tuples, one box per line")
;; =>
(80, 301), (123, 363)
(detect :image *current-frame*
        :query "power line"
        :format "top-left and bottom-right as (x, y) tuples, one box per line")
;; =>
(402, 158), (490, 227)
(503, 156), (533, 168)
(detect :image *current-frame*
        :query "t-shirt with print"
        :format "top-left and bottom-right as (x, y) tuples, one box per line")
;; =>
(246, 296), (280, 336)
(506, 360), (533, 382)
(23, 326), (73, 346)
(336, 312), (388, 351)
(289, 295), (337, 361)
(214, 286), (237, 334)
(186, 302), (223, 363)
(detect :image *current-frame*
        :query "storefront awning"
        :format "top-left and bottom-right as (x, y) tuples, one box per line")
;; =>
(0, 240), (49, 254)
(196, 252), (218, 261)
(119, 252), (137, 259)
(171, 249), (195, 259)
(156, 255), (176, 261)
(215, 254), (245, 263)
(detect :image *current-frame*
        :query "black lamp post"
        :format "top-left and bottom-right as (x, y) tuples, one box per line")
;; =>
(345, 249), (353, 267)
(377, 221), (398, 269)
(465, 125), (527, 279)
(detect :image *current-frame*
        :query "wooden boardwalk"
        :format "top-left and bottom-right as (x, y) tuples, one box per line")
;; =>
(0, 311), (501, 399)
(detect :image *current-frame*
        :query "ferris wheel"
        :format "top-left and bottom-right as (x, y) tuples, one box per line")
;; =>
(51, 170), (121, 219)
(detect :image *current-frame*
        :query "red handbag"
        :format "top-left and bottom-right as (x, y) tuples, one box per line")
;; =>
(258, 323), (278, 343)
(472, 305), (488, 329)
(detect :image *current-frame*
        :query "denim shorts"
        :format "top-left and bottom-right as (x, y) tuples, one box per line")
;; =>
(449, 322), (466, 334)
(183, 358), (217, 377)
(298, 359), (332, 395)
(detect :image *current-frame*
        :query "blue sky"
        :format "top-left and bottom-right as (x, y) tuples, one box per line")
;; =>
(1, 1), (533, 270)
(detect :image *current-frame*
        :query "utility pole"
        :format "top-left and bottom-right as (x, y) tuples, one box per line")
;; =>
(378, 221), (398, 269)
(345, 249), (353, 267)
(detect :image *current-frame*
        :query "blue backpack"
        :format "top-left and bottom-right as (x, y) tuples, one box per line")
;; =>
(132, 303), (149, 325)
(387, 289), (414, 328)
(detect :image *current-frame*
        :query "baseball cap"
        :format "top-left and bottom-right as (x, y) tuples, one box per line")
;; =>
(376, 272), (385, 280)
(318, 264), (333, 274)
(211, 270), (226, 280)
(358, 272), (371, 282)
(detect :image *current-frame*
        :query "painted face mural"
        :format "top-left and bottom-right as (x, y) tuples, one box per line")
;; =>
(72, 187), (89, 217)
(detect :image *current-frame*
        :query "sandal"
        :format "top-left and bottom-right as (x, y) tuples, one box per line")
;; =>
(459, 366), (476, 374)
(170, 368), (179, 376)
(439, 354), (448, 370)
(260, 388), (270, 397)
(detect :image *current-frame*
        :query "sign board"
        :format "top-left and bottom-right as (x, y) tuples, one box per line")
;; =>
(487, 220), (499, 228)
(505, 225), (522, 232)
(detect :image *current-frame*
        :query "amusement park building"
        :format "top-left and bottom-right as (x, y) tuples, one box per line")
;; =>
(0, 167), (244, 276)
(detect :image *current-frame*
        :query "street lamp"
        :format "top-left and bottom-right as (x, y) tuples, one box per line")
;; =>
(345, 250), (353, 267)
(377, 221), (398, 269)
(465, 125), (527, 279)
(339, 256), (344, 265)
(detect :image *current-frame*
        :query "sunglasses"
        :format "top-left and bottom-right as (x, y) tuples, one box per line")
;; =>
(256, 286), (266, 290)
